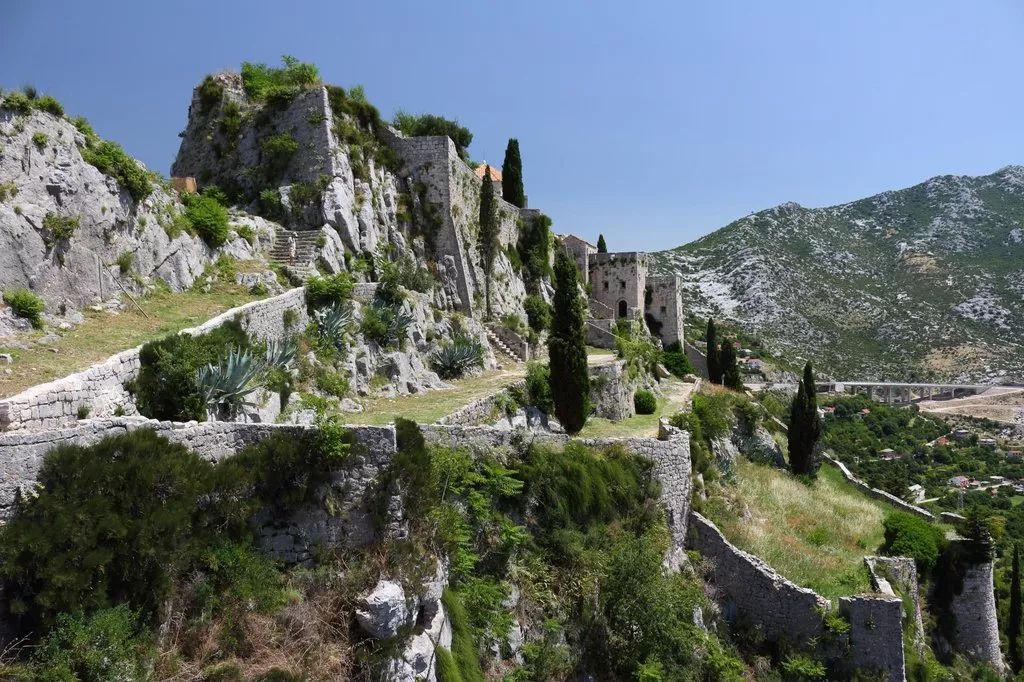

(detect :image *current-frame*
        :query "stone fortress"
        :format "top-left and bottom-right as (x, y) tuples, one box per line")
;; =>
(558, 234), (684, 349)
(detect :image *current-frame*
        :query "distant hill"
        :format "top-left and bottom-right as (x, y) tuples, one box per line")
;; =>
(652, 166), (1024, 383)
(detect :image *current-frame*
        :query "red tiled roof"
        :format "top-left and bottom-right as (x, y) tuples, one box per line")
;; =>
(474, 164), (502, 182)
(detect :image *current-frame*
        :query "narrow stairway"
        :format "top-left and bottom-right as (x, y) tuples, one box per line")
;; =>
(269, 229), (321, 282)
(486, 328), (524, 364)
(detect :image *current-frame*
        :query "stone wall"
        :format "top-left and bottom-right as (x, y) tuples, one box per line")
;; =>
(487, 325), (529, 362)
(867, 555), (925, 656)
(839, 594), (906, 682)
(645, 275), (684, 348)
(586, 319), (617, 348)
(0, 288), (309, 433)
(687, 512), (829, 648)
(685, 341), (709, 378)
(589, 359), (636, 422)
(944, 542), (1004, 672)
(436, 381), (525, 426)
(824, 455), (935, 521)
(589, 252), (648, 319)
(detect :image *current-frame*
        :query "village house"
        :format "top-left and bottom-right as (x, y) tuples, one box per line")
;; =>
(948, 475), (971, 489)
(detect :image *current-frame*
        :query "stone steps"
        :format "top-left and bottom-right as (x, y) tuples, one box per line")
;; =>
(486, 329), (522, 364)
(588, 298), (615, 320)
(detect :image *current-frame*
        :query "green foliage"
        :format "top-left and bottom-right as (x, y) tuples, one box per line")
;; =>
(133, 320), (251, 421)
(517, 214), (552, 293)
(378, 255), (434, 303)
(882, 511), (946, 572)
(523, 294), (551, 333)
(326, 84), (400, 175)
(501, 138), (525, 207)
(691, 390), (737, 439)
(33, 94), (63, 117)
(524, 361), (554, 413)
(2, 90), (32, 114)
(0, 181), (18, 201)
(660, 345), (695, 377)
(706, 318), (721, 384)
(597, 233), (608, 253)
(441, 590), (485, 682)
(436, 647), (463, 682)
(478, 164), (499, 316)
(780, 653), (827, 680)
(615, 321), (661, 380)
(315, 367), (349, 398)
(79, 139), (152, 202)
(31, 131), (47, 148)
(305, 272), (354, 311)
(259, 131), (299, 178)
(548, 250), (590, 433)
(634, 389), (657, 415)
(259, 188), (284, 221)
(28, 605), (151, 681)
(197, 74), (224, 112)
(3, 288), (45, 328)
(196, 346), (265, 419)
(719, 336), (743, 390)
(240, 55), (320, 102)
(361, 302), (413, 349)
(115, 250), (134, 274)
(201, 184), (230, 206)
(182, 192), (230, 246)
(1010, 543), (1022, 672)
(313, 302), (352, 351)
(188, 542), (288, 619)
(432, 334), (485, 379)
(42, 211), (79, 247)
(789, 363), (823, 476)
(393, 110), (474, 160)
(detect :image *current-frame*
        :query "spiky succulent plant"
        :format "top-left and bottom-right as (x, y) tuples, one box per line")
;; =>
(431, 335), (484, 379)
(196, 346), (264, 420)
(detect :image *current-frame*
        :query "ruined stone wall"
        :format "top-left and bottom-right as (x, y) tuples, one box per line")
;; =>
(645, 275), (684, 348)
(945, 543), (1004, 672)
(589, 252), (648, 319)
(687, 512), (829, 647)
(436, 381), (526, 426)
(586, 319), (617, 348)
(0, 288), (309, 433)
(839, 594), (906, 682)
(867, 555), (925, 656)
(824, 455), (935, 521)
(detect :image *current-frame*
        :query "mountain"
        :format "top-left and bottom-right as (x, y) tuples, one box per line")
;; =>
(652, 166), (1024, 383)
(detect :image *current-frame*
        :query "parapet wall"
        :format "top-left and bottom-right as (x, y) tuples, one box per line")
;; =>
(825, 455), (935, 521)
(0, 288), (309, 433)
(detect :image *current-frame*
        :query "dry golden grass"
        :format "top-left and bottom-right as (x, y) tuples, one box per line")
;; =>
(705, 460), (889, 598)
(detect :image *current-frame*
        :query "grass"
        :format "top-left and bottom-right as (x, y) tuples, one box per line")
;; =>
(704, 459), (889, 598)
(578, 377), (694, 439)
(340, 365), (526, 425)
(0, 281), (262, 398)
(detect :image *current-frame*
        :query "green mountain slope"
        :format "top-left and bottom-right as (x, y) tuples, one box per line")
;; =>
(652, 166), (1024, 382)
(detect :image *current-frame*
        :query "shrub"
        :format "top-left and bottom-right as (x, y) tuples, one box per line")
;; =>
(182, 193), (229, 247)
(42, 211), (78, 247)
(305, 272), (354, 310)
(780, 654), (827, 680)
(661, 348), (695, 378)
(0, 181), (18, 201)
(197, 74), (224, 112)
(196, 346), (265, 420)
(691, 391), (736, 439)
(441, 590), (485, 682)
(80, 139), (152, 202)
(393, 111), (473, 160)
(3, 288), (45, 328)
(259, 187), (284, 220)
(315, 368), (349, 398)
(525, 361), (553, 413)
(33, 94), (64, 117)
(31, 131), (47, 148)
(115, 250), (134, 274)
(634, 389), (657, 415)
(259, 131), (299, 177)
(882, 511), (945, 572)
(313, 302), (353, 351)
(0, 431), (223, 629)
(133, 321), (251, 421)
(2, 90), (32, 114)
(361, 302), (413, 349)
(29, 605), (151, 680)
(432, 335), (485, 379)
(201, 184), (230, 207)
(240, 55), (320, 102)
(524, 294), (551, 333)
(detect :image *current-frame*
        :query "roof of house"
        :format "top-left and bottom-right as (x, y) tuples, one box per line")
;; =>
(558, 233), (596, 249)
(474, 163), (503, 182)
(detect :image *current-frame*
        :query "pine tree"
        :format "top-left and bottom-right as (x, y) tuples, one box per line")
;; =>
(548, 250), (590, 433)
(597, 234), (607, 253)
(788, 362), (823, 475)
(1010, 543), (1022, 672)
(501, 139), (525, 208)
(720, 338), (743, 390)
(706, 318), (721, 384)
(478, 164), (499, 317)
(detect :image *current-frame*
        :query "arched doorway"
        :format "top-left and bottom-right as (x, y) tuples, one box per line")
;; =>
(617, 300), (628, 318)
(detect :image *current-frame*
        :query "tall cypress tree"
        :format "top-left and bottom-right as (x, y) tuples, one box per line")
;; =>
(501, 139), (525, 208)
(706, 318), (721, 384)
(597, 234), (607, 253)
(720, 338), (743, 390)
(548, 250), (590, 434)
(1011, 543), (1022, 672)
(789, 362), (822, 475)
(478, 164), (499, 317)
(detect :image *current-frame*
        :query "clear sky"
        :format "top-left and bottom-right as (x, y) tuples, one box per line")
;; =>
(2, 1), (1022, 250)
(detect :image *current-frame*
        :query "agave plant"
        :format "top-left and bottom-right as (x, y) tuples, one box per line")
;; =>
(196, 346), (265, 420)
(431, 335), (484, 379)
(384, 306), (415, 347)
(314, 303), (353, 350)
(264, 338), (297, 369)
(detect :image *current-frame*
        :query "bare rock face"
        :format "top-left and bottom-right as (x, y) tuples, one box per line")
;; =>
(0, 105), (262, 314)
(356, 580), (414, 640)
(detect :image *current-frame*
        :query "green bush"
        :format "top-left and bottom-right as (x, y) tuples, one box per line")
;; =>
(882, 511), (946, 572)
(31, 131), (47, 148)
(42, 211), (79, 246)
(441, 590), (485, 682)
(780, 653), (827, 680)
(525, 361), (553, 413)
(259, 187), (284, 221)
(361, 302), (413, 349)
(33, 95), (64, 117)
(80, 139), (152, 202)
(3, 288), (45, 328)
(634, 389), (657, 415)
(115, 250), (134, 274)
(660, 348), (695, 378)
(305, 272), (354, 310)
(691, 391), (736, 439)
(240, 55), (320, 102)
(28, 605), (151, 680)
(133, 321), (251, 421)
(524, 294), (551, 333)
(393, 111), (473, 160)
(183, 193), (230, 246)
(259, 131), (299, 178)
(188, 542), (288, 617)
(197, 74), (224, 112)
(2, 90), (32, 114)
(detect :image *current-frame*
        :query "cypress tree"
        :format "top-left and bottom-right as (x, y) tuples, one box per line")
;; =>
(706, 318), (721, 384)
(788, 362), (822, 475)
(597, 234), (607, 253)
(501, 138), (525, 208)
(478, 164), (499, 317)
(720, 338), (743, 390)
(548, 250), (590, 434)
(1011, 543), (1022, 672)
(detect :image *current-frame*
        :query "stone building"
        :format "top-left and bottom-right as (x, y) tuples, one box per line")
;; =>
(473, 163), (503, 198)
(557, 235), (684, 348)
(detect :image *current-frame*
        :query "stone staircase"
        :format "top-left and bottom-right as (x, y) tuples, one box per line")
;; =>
(486, 328), (525, 364)
(269, 229), (320, 282)
(588, 297), (615, 320)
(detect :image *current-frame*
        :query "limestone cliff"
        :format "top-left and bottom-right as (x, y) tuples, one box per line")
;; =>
(0, 101), (267, 318)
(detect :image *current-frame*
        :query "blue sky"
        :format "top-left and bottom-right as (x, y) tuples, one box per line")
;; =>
(2, 1), (1022, 250)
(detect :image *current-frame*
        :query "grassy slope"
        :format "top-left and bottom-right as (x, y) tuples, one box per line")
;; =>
(0, 281), (260, 398)
(705, 460), (889, 598)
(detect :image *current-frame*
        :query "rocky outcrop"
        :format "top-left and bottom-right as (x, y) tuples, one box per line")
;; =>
(357, 580), (415, 640)
(0, 104), (266, 315)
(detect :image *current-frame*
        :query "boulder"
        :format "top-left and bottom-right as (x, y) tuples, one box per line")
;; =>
(356, 580), (412, 640)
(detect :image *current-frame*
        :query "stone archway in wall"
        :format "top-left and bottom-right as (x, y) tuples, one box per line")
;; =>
(617, 300), (628, 318)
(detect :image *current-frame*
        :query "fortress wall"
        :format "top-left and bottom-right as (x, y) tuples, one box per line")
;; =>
(0, 288), (308, 433)
(436, 380), (526, 426)
(824, 455), (935, 521)
(646, 275), (684, 348)
(945, 542), (1004, 672)
(839, 594), (906, 682)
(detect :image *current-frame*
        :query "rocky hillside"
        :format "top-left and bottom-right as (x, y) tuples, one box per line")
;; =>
(653, 167), (1024, 383)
